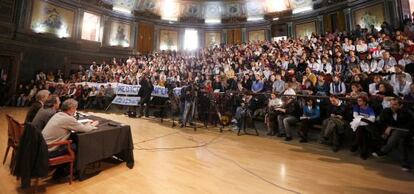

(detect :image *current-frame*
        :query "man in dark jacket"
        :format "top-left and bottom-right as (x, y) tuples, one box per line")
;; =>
(180, 82), (197, 127)
(373, 98), (414, 170)
(24, 90), (50, 123)
(320, 95), (347, 152)
(0, 74), (8, 106)
(276, 97), (302, 141)
(32, 95), (60, 131)
(138, 76), (154, 117)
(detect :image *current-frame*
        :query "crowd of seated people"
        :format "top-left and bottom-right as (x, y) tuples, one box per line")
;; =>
(2, 22), (414, 171)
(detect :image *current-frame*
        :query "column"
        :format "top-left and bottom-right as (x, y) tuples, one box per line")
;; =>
(384, 0), (400, 28)
(75, 8), (83, 40)
(222, 29), (227, 44)
(154, 25), (160, 51)
(317, 15), (324, 35)
(287, 22), (293, 38)
(179, 28), (185, 51)
(265, 28), (271, 41)
(133, 22), (138, 50)
(241, 28), (247, 43)
(198, 28), (205, 48)
(343, 8), (352, 32)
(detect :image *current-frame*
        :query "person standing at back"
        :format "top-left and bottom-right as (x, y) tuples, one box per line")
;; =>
(138, 75), (154, 117)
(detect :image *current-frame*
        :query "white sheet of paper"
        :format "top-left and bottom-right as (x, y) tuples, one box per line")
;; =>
(78, 119), (92, 124)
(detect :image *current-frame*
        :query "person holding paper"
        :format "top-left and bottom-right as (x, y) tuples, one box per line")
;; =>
(265, 93), (283, 136)
(319, 95), (347, 152)
(42, 99), (99, 179)
(42, 99), (98, 152)
(298, 99), (320, 143)
(276, 96), (301, 141)
(349, 96), (376, 160)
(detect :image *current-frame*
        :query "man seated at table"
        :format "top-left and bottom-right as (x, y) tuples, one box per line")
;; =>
(32, 94), (61, 131)
(43, 98), (99, 151)
(25, 90), (50, 123)
(42, 98), (99, 178)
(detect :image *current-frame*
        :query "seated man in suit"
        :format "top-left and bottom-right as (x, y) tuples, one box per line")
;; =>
(24, 90), (50, 123)
(32, 94), (61, 131)
(42, 98), (99, 179)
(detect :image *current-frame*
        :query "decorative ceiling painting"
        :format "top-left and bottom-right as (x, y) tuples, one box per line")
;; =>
(103, 0), (321, 20)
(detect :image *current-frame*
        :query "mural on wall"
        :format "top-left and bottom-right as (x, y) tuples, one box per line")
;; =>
(290, 0), (314, 9)
(160, 30), (178, 51)
(109, 21), (131, 47)
(354, 3), (385, 30)
(248, 30), (265, 42)
(295, 21), (316, 38)
(81, 12), (101, 41)
(30, 0), (75, 38)
(205, 32), (221, 47)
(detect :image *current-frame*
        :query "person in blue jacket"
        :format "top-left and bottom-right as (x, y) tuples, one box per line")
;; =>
(298, 98), (320, 143)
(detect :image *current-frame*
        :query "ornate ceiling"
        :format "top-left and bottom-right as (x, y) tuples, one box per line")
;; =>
(101, 0), (321, 20)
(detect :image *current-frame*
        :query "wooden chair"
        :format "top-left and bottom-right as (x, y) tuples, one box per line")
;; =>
(46, 140), (75, 184)
(3, 114), (24, 172)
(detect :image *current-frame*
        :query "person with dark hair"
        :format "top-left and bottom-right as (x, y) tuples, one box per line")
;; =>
(0, 74), (8, 106)
(319, 95), (347, 152)
(403, 83), (414, 101)
(349, 96), (376, 160)
(372, 98), (414, 171)
(298, 99), (321, 143)
(315, 74), (330, 96)
(138, 75), (154, 117)
(369, 75), (382, 95)
(347, 83), (367, 98)
(180, 81), (197, 127)
(265, 93), (283, 136)
(276, 96), (302, 141)
(329, 75), (346, 96)
(32, 95), (61, 131)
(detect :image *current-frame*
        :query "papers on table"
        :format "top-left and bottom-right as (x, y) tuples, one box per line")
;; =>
(78, 119), (93, 124)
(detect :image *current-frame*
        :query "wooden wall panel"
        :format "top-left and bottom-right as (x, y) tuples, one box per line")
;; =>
(227, 29), (242, 44)
(227, 29), (234, 44)
(324, 15), (332, 33)
(137, 22), (154, 53)
(0, 0), (16, 24)
(337, 11), (346, 32)
(234, 28), (242, 44)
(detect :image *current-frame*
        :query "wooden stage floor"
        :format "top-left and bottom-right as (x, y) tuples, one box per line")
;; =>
(1, 107), (413, 194)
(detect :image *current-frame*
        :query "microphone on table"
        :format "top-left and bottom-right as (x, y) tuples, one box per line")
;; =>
(108, 123), (119, 127)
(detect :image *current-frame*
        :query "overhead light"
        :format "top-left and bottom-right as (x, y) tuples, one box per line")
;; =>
(273, 17), (279, 21)
(113, 6), (132, 14)
(247, 16), (263, 21)
(292, 6), (313, 14)
(205, 19), (221, 24)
